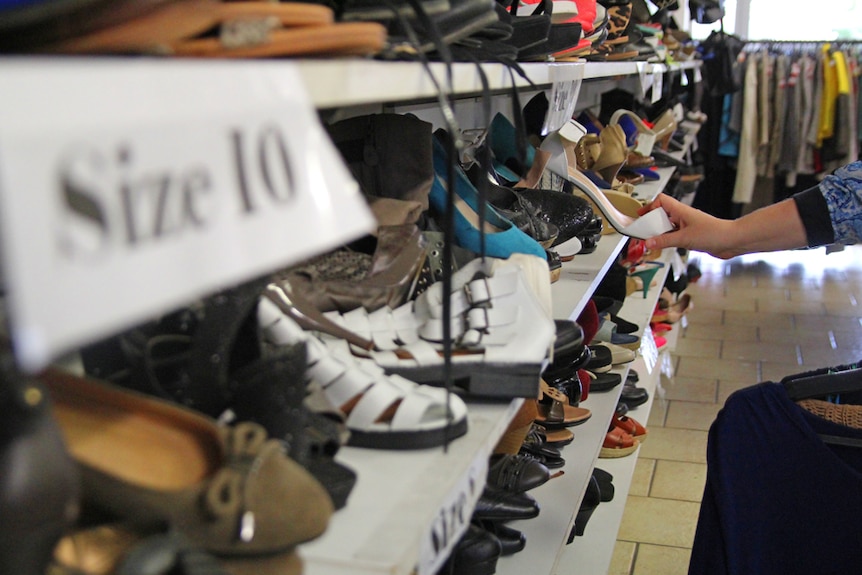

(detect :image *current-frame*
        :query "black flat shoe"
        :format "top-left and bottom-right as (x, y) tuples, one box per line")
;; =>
(473, 486), (540, 522)
(487, 453), (550, 494)
(619, 381), (649, 409)
(477, 521), (526, 556)
(438, 524), (502, 575)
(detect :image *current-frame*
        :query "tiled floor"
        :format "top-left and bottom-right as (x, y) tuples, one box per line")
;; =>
(608, 244), (862, 575)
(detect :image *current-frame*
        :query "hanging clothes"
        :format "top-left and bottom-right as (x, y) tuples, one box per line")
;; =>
(732, 52), (759, 204)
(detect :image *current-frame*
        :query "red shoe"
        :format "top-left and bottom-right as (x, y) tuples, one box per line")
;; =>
(612, 412), (648, 442)
(599, 426), (639, 458)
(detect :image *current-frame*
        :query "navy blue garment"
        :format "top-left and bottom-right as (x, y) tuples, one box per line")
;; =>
(689, 382), (862, 575)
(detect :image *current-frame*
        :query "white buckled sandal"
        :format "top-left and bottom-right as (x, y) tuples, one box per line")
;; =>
(312, 259), (554, 398)
(258, 298), (469, 450)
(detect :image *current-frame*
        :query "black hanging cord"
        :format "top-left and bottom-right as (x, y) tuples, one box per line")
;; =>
(387, 0), (461, 451)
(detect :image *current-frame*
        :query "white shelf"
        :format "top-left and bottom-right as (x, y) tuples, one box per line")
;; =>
(302, 399), (522, 575)
(0, 55), (700, 575)
(495, 251), (672, 575)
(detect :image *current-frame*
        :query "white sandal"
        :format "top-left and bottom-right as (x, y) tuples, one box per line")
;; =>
(258, 298), (469, 450)
(262, 257), (554, 398)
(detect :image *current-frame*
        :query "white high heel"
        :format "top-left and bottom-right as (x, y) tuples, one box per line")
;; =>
(539, 131), (673, 239)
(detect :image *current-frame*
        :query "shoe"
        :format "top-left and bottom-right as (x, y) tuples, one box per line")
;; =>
(50, 522), (245, 575)
(439, 523), (502, 575)
(267, 257), (555, 399)
(431, 133), (547, 260)
(628, 262), (664, 298)
(539, 131), (673, 239)
(257, 298), (470, 450)
(599, 426), (640, 458)
(612, 412), (648, 442)
(536, 380), (591, 428)
(487, 453), (550, 494)
(619, 380), (649, 409)
(0, 370), (80, 575)
(476, 521), (526, 556)
(572, 474), (601, 536)
(592, 467), (615, 502)
(42, 369), (333, 556)
(472, 486), (540, 522)
(585, 370), (623, 392)
(593, 342), (636, 364)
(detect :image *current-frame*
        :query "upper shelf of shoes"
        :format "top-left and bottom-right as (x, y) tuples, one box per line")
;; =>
(296, 59), (701, 108)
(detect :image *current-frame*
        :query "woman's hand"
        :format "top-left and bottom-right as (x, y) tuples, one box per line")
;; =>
(638, 194), (739, 259)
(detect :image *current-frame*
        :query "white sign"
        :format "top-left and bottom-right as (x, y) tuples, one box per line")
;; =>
(541, 63), (585, 135)
(651, 69), (664, 104)
(0, 59), (376, 371)
(417, 454), (487, 575)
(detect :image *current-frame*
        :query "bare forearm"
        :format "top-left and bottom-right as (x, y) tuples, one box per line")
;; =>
(720, 199), (809, 258)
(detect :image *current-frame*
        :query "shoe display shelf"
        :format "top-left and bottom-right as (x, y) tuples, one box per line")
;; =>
(560, 260), (673, 575)
(496, 227), (674, 575)
(297, 59), (700, 110)
(0, 56), (700, 575)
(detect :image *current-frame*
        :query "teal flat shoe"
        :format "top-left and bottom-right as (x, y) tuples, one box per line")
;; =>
(430, 136), (546, 260)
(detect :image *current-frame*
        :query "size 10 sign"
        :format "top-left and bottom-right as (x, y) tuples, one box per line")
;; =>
(0, 60), (375, 371)
(541, 62), (585, 136)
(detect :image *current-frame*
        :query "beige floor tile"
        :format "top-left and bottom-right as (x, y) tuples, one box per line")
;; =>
(675, 356), (758, 383)
(647, 397), (668, 427)
(628, 457), (655, 497)
(823, 300), (862, 317)
(664, 401), (723, 431)
(787, 287), (856, 305)
(795, 313), (862, 333)
(682, 308), (723, 326)
(631, 544), (692, 575)
(617, 496), (700, 547)
(723, 284), (789, 301)
(671, 338), (721, 359)
(723, 310), (794, 328)
(798, 345), (862, 367)
(688, 294), (756, 312)
(609, 540), (637, 575)
(716, 379), (758, 403)
(681, 322), (758, 342)
(758, 325), (833, 345)
(658, 374), (717, 403)
(757, 298), (826, 315)
(638, 427), (708, 464)
(649, 460), (707, 502)
(721, 340), (800, 364)
(759, 362), (804, 383)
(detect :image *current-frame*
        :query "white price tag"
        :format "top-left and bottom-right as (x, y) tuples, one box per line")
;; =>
(0, 60), (376, 371)
(541, 63), (585, 135)
(694, 65), (703, 83)
(417, 455), (487, 575)
(651, 70), (663, 103)
(637, 62), (653, 99)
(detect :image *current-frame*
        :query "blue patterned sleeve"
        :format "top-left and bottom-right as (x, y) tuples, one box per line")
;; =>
(819, 161), (862, 244)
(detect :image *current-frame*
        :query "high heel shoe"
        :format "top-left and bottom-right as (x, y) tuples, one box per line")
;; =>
(627, 262), (664, 298)
(609, 109), (657, 155)
(1, 369), (80, 575)
(539, 131), (673, 239)
(650, 109), (678, 151)
(430, 135), (547, 260)
(488, 113), (550, 189)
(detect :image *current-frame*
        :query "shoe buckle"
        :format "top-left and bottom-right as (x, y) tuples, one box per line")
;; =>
(464, 276), (492, 306)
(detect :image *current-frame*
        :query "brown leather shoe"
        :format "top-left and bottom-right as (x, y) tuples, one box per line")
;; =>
(43, 369), (333, 557)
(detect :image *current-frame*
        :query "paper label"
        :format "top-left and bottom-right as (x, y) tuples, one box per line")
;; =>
(651, 70), (664, 103)
(0, 60), (375, 371)
(541, 63), (585, 135)
(417, 455), (487, 575)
